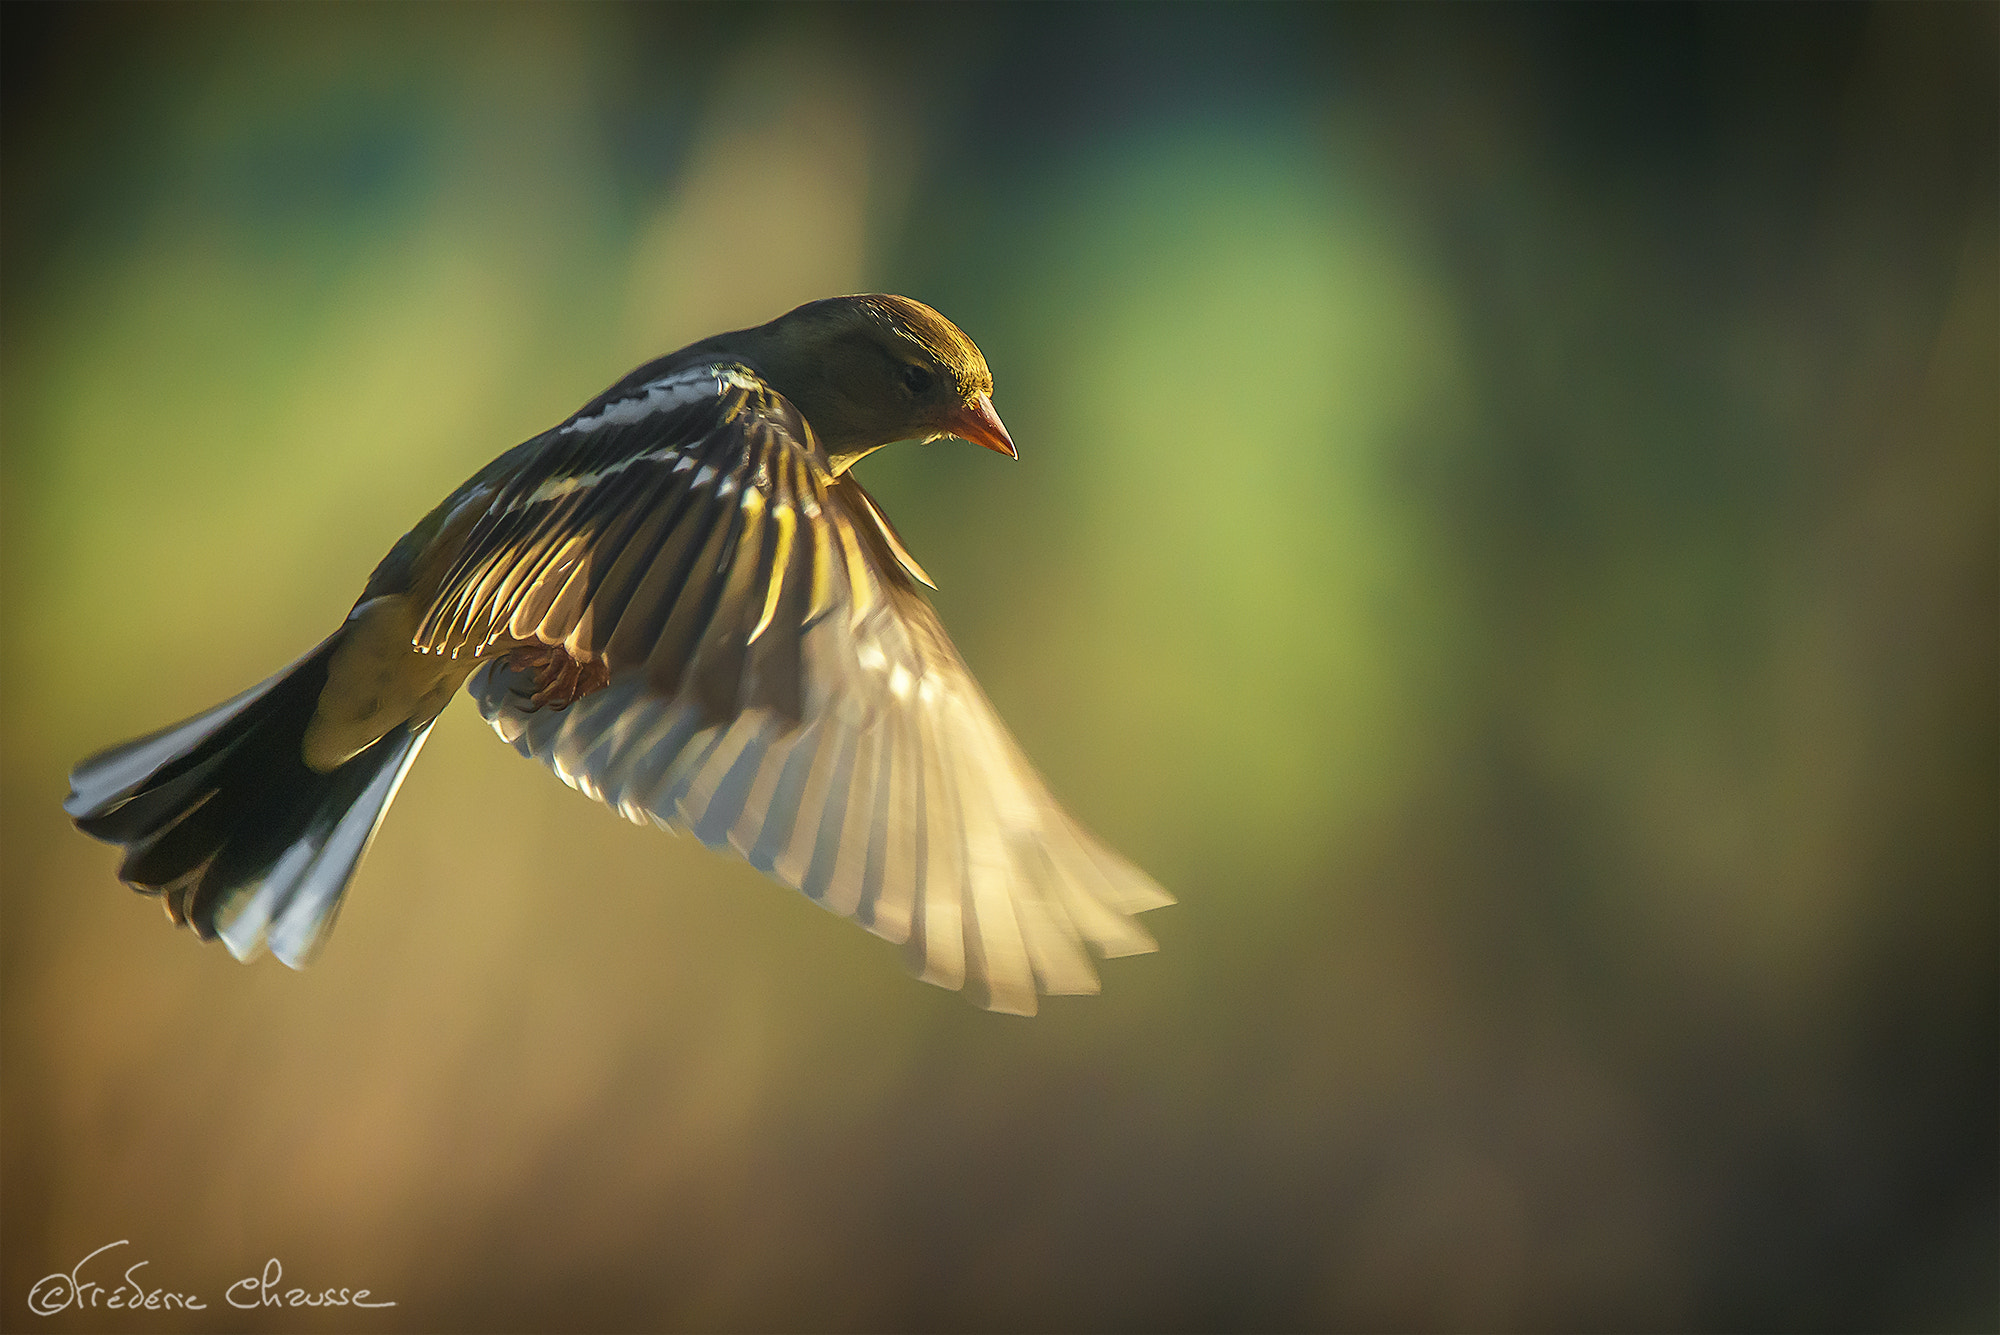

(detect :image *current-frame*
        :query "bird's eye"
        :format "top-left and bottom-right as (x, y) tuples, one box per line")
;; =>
(900, 363), (934, 396)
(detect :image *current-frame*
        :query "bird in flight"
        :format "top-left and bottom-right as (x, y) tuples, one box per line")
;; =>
(66, 295), (1170, 1014)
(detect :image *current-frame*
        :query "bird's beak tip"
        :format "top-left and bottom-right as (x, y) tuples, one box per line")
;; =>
(945, 394), (1016, 459)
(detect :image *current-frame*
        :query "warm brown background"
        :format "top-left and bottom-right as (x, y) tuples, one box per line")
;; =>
(3, 4), (1993, 1331)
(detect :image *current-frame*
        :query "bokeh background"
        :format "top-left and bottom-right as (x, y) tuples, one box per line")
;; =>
(2, 4), (1993, 1331)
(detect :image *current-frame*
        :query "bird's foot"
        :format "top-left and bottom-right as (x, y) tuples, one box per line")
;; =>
(501, 644), (610, 712)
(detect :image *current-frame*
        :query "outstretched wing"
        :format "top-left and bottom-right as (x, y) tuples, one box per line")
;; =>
(429, 360), (1170, 1014)
(415, 363), (831, 723)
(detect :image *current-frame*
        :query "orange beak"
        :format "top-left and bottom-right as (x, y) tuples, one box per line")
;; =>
(942, 394), (1017, 459)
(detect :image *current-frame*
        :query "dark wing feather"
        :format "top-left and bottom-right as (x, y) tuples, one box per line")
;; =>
(414, 363), (819, 725)
(444, 361), (1170, 1014)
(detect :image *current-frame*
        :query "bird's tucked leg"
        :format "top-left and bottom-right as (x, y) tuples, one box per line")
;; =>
(502, 644), (610, 711)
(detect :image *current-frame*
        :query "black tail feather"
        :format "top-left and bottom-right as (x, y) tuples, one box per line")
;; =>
(66, 633), (432, 966)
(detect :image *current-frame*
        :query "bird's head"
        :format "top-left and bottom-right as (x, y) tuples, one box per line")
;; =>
(731, 294), (1016, 473)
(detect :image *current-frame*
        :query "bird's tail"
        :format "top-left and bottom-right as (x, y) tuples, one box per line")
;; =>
(65, 633), (434, 967)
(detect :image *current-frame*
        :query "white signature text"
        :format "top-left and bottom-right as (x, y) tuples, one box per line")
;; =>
(27, 1242), (394, 1316)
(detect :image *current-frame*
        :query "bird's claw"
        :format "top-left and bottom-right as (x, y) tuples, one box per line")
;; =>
(502, 644), (610, 712)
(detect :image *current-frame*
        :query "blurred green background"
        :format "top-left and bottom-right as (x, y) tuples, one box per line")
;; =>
(2, 4), (1993, 1331)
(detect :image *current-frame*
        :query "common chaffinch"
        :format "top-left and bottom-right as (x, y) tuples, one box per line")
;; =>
(66, 295), (1170, 1014)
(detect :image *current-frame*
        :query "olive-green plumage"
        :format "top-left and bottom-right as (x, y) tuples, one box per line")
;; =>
(65, 295), (1165, 1016)
(686, 294), (1000, 469)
